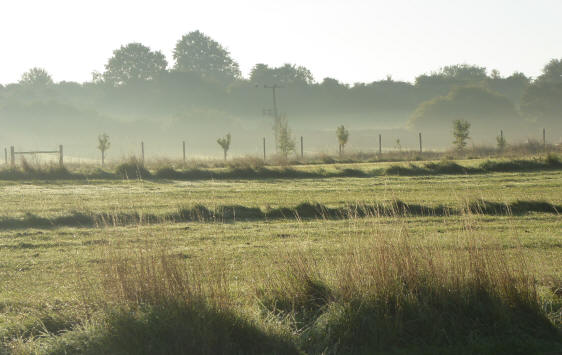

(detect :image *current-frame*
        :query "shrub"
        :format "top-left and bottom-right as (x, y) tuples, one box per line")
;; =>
(115, 158), (151, 179)
(546, 152), (561, 166)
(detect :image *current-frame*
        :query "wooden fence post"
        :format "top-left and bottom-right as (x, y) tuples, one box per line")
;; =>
(182, 141), (186, 162)
(378, 134), (382, 154)
(141, 141), (145, 163)
(419, 132), (422, 153)
(10, 146), (15, 167)
(543, 128), (546, 150)
(300, 136), (304, 159)
(59, 145), (64, 168)
(4, 148), (7, 165)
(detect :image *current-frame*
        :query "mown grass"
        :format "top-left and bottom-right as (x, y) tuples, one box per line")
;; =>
(0, 199), (559, 230)
(4, 217), (560, 354)
(0, 165), (560, 354)
(0, 168), (560, 225)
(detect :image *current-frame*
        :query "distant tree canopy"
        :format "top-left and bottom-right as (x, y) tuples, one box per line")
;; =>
(412, 64), (530, 104)
(410, 86), (520, 130)
(320, 77), (347, 89)
(537, 59), (562, 84)
(415, 64), (487, 86)
(3, 36), (560, 151)
(173, 31), (240, 81)
(521, 58), (562, 127)
(250, 63), (314, 86)
(485, 71), (530, 105)
(19, 68), (54, 86)
(103, 43), (167, 86)
(440, 64), (487, 81)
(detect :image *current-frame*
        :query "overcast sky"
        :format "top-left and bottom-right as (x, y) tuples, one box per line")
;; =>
(1, 0), (560, 85)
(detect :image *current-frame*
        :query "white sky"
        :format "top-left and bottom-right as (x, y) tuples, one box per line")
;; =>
(0, 0), (560, 85)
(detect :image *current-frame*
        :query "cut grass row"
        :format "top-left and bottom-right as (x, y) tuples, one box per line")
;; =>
(0, 199), (559, 230)
(0, 155), (560, 181)
(1, 170), (560, 220)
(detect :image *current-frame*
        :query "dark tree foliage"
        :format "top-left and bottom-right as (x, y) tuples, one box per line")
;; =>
(410, 86), (520, 130)
(440, 64), (487, 81)
(320, 77), (346, 89)
(103, 43), (167, 86)
(173, 31), (241, 81)
(19, 68), (54, 86)
(250, 63), (314, 86)
(414, 64), (489, 100)
(486, 72), (530, 105)
(537, 59), (562, 84)
(521, 58), (562, 127)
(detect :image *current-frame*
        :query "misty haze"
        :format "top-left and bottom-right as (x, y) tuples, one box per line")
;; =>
(0, 1), (560, 354)
(1, 38), (561, 161)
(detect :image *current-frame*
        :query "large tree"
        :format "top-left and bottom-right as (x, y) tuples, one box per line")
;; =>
(19, 67), (54, 86)
(440, 64), (487, 81)
(250, 63), (314, 86)
(173, 31), (240, 80)
(415, 64), (488, 86)
(103, 43), (167, 86)
(536, 59), (562, 84)
(520, 58), (562, 128)
(409, 86), (520, 135)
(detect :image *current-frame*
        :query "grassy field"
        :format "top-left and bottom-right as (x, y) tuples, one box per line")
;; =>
(0, 159), (560, 354)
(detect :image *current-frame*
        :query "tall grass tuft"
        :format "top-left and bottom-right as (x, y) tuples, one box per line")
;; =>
(258, 224), (560, 353)
(101, 248), (229, 307)
(115, 157), (151, 179)
(44, 246), (299, 354)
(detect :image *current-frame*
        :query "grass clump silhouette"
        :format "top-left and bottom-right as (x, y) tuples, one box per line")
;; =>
(43, 248), (299, 355)
(257, 231), (561, 354)
(0, 199), (559, 230)
(115, 157), (151, 179)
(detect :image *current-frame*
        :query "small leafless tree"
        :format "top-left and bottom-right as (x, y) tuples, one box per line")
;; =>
(217, 133), (231, 160)
(496, 132), (507, 152)
(336, 125), (349, 155)
(453, 120), (471, 152)
(97, 133), (110, 167)
(277, 116), (296, 160)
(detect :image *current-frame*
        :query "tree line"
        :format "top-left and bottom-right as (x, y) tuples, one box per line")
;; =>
(0, 30), (560, 154)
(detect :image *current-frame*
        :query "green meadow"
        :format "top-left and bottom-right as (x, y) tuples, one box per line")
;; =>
(0, 159), (560, 354)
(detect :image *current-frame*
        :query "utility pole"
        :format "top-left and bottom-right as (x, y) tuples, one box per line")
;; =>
(263, 84), (283, 151)
(264, 84), (280, 119)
